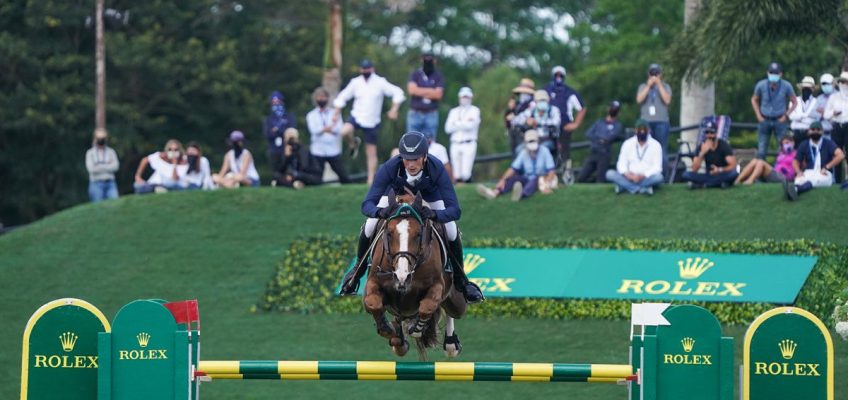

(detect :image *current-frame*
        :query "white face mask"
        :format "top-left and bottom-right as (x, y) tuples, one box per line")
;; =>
(459, 97), (472, 107)
(526, 141), (539, 151)
(840, 83), (848, 93)
(167, 151), (179, 160)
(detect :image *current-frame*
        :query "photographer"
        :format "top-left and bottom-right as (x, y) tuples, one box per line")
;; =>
(636, 63), (672, 174)
(512, 90), (561, 156)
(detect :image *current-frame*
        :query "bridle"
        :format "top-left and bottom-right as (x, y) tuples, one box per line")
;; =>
(374, 203), (432, 279)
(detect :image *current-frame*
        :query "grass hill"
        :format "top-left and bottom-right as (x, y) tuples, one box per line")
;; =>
(2, 184), (847, 399)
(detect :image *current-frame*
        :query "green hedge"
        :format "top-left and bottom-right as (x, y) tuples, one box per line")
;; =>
(258, 235), (848, 325)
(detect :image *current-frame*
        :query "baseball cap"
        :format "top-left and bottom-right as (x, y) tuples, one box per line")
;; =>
(359, 59), (374, 69)
(635, 119), (649, 129)
(609, 100), (621, 110)
(534, 89), (549, 102)
(809, 121), (823, 130)
(229, 130), (245, 142)
(820, 73), (835, 84)
(524, 129), (540, 143)
(767, 62), (781, 74)
(458, 87), (473, 98)
(838, 71), (848, 82)
(648, 63), (662, 75)
(703, 121), (717, 132)
(551, 65), (566, 77)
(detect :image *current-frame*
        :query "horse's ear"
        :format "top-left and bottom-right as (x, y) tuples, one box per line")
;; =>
(413, 192), (423, 208)
(387, 189), (397, 209)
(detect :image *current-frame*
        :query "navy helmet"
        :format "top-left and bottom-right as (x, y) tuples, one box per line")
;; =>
(398, 131), (429, 160)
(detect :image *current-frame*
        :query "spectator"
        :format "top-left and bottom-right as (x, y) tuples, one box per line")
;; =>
(636, 63), (672, 175)
(273, 129), (323, 189)
(476, 130), (557, 201)
(751, 62), (798, 159)
(604, 119), (663, 195)
(734, 134), (796, 185)
(263, 91), (297, 175)
(504, 78), (536, 154)
(213, 131), (260, 188)
(306, 87), (349, 184)
(682, 121), (738, 189)
(784, 121), (845, 201)
(407, 52), (444, 141)
(133, 139), (188, 194)
(184, 142), (214, 190)
(512, 90), (561, 155)
(445, 86), (481, 183)
(85, 128), (119, 202)
(813, 73), (835, 143)
(426, 135), (453, 181)
(577, 100), (623, 183)
(545, 65), (586, 175)
(824, 71), (848, 183)
(789, 76), (818, 144)
(333, 59), (405, 185)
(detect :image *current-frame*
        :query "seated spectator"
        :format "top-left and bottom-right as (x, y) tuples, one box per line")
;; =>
(734, 134), (796, 185)
(445, 86), (480, 183)
(184, 142), (215, 190)
(307, 87), (349, 183)
(512, 89), (561, 155)
(213, 131), (260, 188)
(784, 121), (845, 200)
(272, 129), (323, 189)
(476, 129), (557, 201)
(134, 139), (188, 194)
(577, 100), (623, 183)
(504, 78), (536, 154)
(604, 119), (663, 195)
(426, 136), (453, 182)
(86, 128), (120, 202)
(683, 121), (738, 189)
(789, 76), (818, 144)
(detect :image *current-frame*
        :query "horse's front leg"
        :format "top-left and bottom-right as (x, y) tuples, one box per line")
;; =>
(408, 281), (444, 338)
(363, 278), (393, 338)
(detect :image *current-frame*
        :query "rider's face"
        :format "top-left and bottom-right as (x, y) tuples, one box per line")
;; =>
(403, 156), (426, 176)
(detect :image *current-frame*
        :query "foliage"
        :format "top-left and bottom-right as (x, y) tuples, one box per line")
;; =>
(259, 234), (848, 326)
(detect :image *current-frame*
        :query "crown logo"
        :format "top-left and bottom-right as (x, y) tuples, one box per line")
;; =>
(681, 337), (695, 353)
(678, 257), (714, 279)
(136, 332), (151, 348)
(779, 339), (797, 360)
(59, 332), (78, 352)
(463, 253), (486, 274)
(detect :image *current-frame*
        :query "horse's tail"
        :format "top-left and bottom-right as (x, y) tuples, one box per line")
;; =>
(414, 309), (442, 361)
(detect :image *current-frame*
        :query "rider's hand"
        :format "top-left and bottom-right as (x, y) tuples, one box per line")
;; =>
(419, 207), (436, 220)
(376, 207), (392, 219)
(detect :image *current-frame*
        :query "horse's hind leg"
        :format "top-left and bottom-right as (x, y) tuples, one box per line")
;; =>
(443, 316), (461, 358)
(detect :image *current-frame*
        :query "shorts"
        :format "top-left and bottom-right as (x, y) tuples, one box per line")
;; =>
(349, 116), (380, 145)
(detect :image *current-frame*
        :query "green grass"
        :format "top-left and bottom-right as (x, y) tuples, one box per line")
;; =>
(1, 184), (847, 399)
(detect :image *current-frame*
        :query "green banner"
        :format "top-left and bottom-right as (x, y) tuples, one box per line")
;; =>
(463, 248), (816, 303)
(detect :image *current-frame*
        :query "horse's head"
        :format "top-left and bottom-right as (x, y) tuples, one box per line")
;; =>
(380, 190), (430, 293)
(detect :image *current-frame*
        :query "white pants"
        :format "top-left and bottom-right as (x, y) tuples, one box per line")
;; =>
(795, 169), (833, 188)
(450, 141), (477, 181)
(364, 196), (457, 241)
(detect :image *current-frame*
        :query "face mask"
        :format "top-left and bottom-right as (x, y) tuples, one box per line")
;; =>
(822, 84), (834, 94)
(232, 142), (243, 150)
(272, 104), (284, 116)
(536, 101), (549, 112)
(608, 108), (619, 118)
(362, 72), (372, 79)
(526, 141), (539, 151)
(167, 150), (179, 160)
(287, 137), (298, 146)
(802, 88), (813, 100)
(554, 76), (563, 85)
(840, 83), (848, 92)
(95, 138), (106, 146)
(422, 60), (435, 75)
(459, 97), (472, 107)
(187, 155), (199, 165)
(767, 74), (780, 83)
(636, 133), (648, 142)
(519, 93), (532, 103)
(782, 143), (794, 152)
(316, 100), (328, 108)
(809, 133), (822, 142)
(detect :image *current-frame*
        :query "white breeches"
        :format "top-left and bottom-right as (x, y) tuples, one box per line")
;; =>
(795, 169), (833, 188)
(450, 141), (477, 181)
(364, 196), (457, 241)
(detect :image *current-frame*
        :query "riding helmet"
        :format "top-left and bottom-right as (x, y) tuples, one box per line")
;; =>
(398, 131), (429, 160)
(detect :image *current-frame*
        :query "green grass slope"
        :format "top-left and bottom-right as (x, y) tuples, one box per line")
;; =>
(1, 184), (847, 399)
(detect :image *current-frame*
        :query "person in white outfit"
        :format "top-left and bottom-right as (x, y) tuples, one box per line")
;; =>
(184, 142), (215, 190)
(823, 71), (848, 182)
(789, 76), (819, 144)
(444, 87), (481, 182)
(813, 73), (835, 143)
(213, 130), (260, 188)
(133, 139), (188, 194)
(333, 59), (405, 184)
(784, 122), (845, 201)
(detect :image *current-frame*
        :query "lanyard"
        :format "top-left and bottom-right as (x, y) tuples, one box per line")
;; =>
(635, 142), (648, 161)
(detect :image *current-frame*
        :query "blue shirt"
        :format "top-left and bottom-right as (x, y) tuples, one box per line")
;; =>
(510, 146), (555, 178)
(263, 111), (297, 150)
(795, 138), (838, 170)
(753, 79), (795, 118)
(585, 118), (623, 154)
(408, 69), (444, 112)
(362, 156), (460, 223)
(544, 81), (584, 124)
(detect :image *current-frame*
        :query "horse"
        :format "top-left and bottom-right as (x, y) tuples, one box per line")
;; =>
(361, 190), (467, 360)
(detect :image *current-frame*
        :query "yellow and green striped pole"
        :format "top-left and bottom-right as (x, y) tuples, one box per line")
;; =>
(197, 361), (633, 383)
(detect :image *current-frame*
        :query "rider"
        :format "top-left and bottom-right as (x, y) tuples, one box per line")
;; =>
(339, 131), (484, 303)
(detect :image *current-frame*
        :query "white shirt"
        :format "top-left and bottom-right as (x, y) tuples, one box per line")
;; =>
(428, 142), (450, 165)
(306, 106), (344, 157)
(333, 73), (405, 128)
(512, 106), (562, 139)
(616, 136), (663, 177)
(225, 149), (260, 181)
(444, 104), (481, 143)
(146, 153), (188, 186)
(824, 90), (848, 124)
(789, 96), (818, 130)
(814, 94), (833, 130)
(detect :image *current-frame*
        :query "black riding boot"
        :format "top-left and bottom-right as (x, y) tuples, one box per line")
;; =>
(340, 229), (371, 295)
(448, 237), (484, 303)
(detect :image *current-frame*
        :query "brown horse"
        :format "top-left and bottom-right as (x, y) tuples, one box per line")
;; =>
(362, 191), (467, 359)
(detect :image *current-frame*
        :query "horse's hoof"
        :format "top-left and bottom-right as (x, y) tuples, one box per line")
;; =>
(443, 334), (461, 358)
(392, 339), (410, 357)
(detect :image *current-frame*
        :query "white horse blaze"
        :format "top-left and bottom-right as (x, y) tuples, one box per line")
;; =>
(395, 220), (411, 285)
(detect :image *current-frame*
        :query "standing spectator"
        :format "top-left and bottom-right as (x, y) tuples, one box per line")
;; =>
(824, 71), (848, 183)
(636, 63), (672, 174)
(512, 90), (561, 155)
(306, 87), (349, 183)
(784, 122), (845, 201)
(407, 52), (444, 141)
(604, 119), (663, 195)
(789, 76), (818, 144)
(213, 131), (260, 188)
(476, 130), (557, 201)
(682, 121), (739, 189)
(333, 59), (405, 185)
(133, 139), (188, 194)
(184, 142), (214, 190)
(545, 65), (586, 176)
(263, 91), (297, 174)
(813, 73), (835, 143)
(577, 101), (623, 183)
(85, 128), (119, 202)
(751, 62), (798, 159)
(445, 86), (481, 183)
(273, 129), (323, 189)
(734, 134), (796, 185)
(426, 136), (453, 181)
(504, 78), (536, 154)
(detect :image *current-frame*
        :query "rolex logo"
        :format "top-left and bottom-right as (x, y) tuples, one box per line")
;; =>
(779, 339), (797, 360)
(59, 332), (78, 352)
(681, 337), (695, 353)
(463, 253), (486, 274)
(678, 257), (714, 279)
(136, 332), (151, 348)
